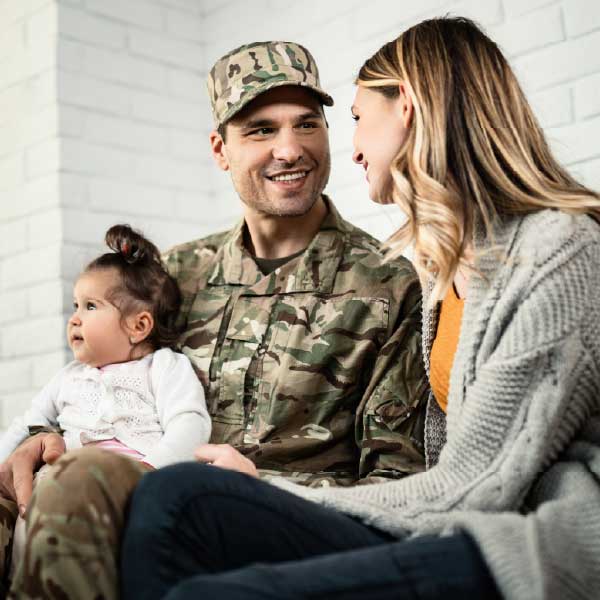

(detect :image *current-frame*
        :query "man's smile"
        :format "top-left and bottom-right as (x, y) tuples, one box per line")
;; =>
(266, 169), (310, 181)
(265, 169), (311, 189)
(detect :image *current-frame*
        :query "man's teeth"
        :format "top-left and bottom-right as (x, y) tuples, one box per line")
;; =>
(271, 172), (307, 182)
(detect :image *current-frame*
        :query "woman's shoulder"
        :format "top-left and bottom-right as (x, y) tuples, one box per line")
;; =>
(513, 210), (600, 263)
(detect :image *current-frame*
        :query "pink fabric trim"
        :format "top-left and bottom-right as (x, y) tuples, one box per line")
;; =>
(89, 438), (146, 461)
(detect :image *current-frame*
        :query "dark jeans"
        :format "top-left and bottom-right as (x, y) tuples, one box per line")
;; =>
(120, 463), (502, 600)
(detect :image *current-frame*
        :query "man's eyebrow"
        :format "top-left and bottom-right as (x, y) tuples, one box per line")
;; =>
(241, 119), (275, 129)
(239, 111), (324, 131)
(296, 110), (324, 121)
(239, 118), (276, 130)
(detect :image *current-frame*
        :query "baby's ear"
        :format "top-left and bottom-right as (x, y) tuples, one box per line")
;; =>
(127, 310), (154, 344)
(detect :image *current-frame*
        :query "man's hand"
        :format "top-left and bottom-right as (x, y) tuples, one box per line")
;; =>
(0, 433), (65, 515)
(194, 444), (258, 478)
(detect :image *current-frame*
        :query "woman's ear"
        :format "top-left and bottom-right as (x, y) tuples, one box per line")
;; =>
(209, 130), (230, 171)
(397, 81), (414, 129)
(127, 311), (154, 344)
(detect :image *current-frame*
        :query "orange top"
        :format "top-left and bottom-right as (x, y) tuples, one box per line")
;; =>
(429, 286), (465, 413)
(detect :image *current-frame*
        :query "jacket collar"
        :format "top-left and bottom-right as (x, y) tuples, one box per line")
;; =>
(207, 196), (350, 295)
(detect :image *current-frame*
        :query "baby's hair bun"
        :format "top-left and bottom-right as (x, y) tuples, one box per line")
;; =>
(105, 224), (161, 265)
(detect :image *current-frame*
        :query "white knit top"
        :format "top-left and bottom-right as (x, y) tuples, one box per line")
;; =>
(272, 210), (600, 600)
(0, 348), (211, 468)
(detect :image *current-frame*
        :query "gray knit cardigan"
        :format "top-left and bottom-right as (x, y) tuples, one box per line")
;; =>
(273, 209), (600, 600)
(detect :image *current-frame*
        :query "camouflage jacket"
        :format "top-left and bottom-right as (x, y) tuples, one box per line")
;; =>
(164, 198), (428, 486)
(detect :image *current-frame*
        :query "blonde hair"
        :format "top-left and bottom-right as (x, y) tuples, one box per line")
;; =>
(357, 17), (600, 304)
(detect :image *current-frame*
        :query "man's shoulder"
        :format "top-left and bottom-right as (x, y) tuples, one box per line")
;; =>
(165, 229), (231, 260)
(163, 228), (233, 279)
(339, 218), (417, 281)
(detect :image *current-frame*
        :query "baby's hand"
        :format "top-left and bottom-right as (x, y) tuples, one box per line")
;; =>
(194, 444), (258, 478)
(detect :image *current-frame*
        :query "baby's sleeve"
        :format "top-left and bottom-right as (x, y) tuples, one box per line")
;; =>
(144, 349), (211, 468)
(0, 367), (65, 463)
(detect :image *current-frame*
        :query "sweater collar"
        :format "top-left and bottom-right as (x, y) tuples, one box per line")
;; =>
(421, 212), (524, 370)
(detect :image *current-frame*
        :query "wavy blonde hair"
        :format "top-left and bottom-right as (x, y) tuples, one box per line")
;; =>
(357, 17), (600, 304)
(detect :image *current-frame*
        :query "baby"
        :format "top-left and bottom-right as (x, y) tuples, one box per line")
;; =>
(0, 223), (210, 469)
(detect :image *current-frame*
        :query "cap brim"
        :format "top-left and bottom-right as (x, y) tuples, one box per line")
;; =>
(218, 80), (334, 127)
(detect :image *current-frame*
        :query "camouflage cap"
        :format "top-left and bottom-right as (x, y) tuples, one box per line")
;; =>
(207, 41), (334, 128)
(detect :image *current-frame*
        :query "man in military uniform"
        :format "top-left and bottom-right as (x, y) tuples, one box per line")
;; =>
(3, 42), (427, 599)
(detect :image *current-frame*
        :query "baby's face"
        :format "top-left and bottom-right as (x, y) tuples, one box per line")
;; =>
(67, 269), (133, 368)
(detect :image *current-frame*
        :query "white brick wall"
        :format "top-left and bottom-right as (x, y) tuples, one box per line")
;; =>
(1, 0), (600, 428)
(0, 0), (62, 426)
(0, 0), (218, 426)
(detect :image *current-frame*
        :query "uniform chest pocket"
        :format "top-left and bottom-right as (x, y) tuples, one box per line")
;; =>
(214, 298), (272, 418)
(226, 298), (270, 343)
(264, 296), (389, 412)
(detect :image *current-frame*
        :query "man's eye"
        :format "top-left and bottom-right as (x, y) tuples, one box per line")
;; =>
(298, 122), (317, 129)
(249, 128), (274, 136)
(86, 302), (97, 310)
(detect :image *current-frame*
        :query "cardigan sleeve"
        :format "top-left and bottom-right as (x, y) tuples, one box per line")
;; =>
(269, 234), (600, 535)
(456, 418), (600, 600)
(143, 349), (211, 469)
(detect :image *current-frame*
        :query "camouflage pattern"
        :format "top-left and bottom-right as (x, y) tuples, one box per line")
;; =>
(208, 41), (334, 127)
(0, 497), (17, 595)
(167, 197), (428, 487)
(8, 449), (147, 600)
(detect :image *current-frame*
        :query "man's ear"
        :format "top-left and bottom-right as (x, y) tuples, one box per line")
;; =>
(397, 81), (414, 129)
(127, 311), (154, 344)
(210, 130), (229, 171)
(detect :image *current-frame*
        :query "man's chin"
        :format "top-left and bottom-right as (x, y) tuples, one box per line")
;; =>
(246, 193), (322, 218)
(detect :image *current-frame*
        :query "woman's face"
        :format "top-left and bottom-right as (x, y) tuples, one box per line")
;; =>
(351, 86), (410, 203)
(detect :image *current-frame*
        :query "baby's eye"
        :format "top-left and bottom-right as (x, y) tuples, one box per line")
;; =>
(86, 302), (97, 310)
(72, 301), (78, 310)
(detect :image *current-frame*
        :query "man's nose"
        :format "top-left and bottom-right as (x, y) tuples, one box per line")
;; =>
(272, 130), (303, 163)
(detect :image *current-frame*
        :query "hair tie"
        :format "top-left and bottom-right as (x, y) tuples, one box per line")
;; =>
(121, 241), (130, 256)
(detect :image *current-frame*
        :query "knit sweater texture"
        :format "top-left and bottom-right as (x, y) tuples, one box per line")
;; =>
(272, 209), (600, 600)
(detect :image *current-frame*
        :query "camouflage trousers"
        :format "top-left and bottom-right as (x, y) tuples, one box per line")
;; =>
(8, 448), (148, 600)
(0, 497), (18, 597)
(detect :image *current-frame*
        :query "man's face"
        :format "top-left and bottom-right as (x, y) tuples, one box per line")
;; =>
(211, 86), (331, 218)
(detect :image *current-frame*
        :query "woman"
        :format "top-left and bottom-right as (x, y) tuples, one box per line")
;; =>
(120, 17), (600, 600)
